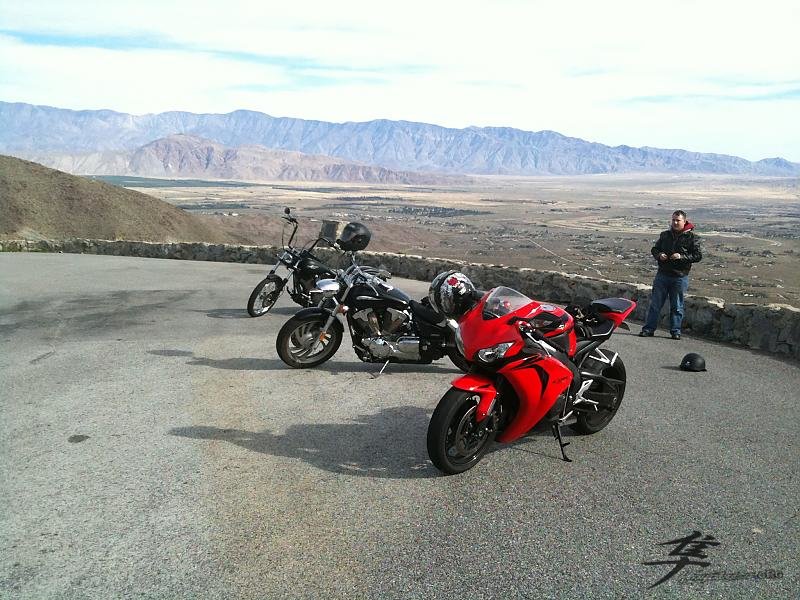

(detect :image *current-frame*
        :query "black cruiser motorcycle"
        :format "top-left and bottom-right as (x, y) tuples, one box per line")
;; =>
(247, 208), (337, 317)
(248, 209), (387, 316)
(275, 223), (470, 372)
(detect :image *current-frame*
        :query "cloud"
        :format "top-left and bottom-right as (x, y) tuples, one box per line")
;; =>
(0, 0), (799, 160)
(628, 89), (800, 104)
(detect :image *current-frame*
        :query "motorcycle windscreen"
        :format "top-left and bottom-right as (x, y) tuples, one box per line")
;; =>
(481, 286), (534, 319)
(496, 355), (573, 443)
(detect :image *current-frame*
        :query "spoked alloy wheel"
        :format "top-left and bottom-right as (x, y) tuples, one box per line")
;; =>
(276, 315), (343, 368)
(427, 388), (496, 475)
(570, 352), (626, 434)
(247, 275), (284, 317)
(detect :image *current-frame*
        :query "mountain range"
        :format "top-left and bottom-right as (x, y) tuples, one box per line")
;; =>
(15, 134), (453, 184)
(1, 100), (798, 177)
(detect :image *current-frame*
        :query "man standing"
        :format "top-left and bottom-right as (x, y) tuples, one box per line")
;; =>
(639, 210), (702, 340)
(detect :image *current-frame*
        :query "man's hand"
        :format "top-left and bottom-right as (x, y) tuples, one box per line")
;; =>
(669, 253), (681, 260)
(658, 253), (668, 261)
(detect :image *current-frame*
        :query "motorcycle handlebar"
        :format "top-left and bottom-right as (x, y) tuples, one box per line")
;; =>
(338, 262), (390, 287)
(308, 236), (337, 251)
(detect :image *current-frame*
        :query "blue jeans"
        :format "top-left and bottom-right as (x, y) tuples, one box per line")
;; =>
(643, 272), (689, 334)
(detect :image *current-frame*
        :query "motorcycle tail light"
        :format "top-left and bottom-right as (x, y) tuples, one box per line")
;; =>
(477, 342), (514, 363)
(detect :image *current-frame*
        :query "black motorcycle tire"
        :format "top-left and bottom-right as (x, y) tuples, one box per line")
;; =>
(247, 275), (284, 317)
(427, 388), (496, 475)
(276, 314), (344, 368)
(570, 352), (626, 435)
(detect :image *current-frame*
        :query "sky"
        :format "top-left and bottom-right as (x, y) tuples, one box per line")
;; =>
(1, 0), (799, 162)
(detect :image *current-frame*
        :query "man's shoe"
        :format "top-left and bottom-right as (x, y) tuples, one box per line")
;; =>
(671, 332), (681, 340)
(639, 329), (654, 337)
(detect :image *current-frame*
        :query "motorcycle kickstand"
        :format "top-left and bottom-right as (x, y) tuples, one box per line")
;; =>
(370, 360), (391, 379)
(551, 422), (572, 463)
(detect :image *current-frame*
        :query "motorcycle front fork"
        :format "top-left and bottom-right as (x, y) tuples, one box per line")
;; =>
(310, 302), (347, 353)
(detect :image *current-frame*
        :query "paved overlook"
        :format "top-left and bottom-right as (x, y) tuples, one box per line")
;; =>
(1, 253), (797, 599)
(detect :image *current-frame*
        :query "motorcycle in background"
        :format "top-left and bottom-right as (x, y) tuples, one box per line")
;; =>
(426, 283), (635, 474)
(247, 208), (339, 317)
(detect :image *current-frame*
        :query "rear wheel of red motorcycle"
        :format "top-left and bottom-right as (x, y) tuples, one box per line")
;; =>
(427, 388), (496, 474)
(570, 353), (626, 435)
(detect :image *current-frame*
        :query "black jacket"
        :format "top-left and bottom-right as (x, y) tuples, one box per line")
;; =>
(651, 222), (702, 277)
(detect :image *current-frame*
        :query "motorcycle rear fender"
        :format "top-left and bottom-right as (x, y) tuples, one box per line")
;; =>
(496, 355), (573, 443)
(450, 374), (498, 423)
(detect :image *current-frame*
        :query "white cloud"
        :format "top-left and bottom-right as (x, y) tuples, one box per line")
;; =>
(1, 0), (799, 160)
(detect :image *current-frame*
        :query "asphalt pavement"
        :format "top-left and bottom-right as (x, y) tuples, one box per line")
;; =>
(1, 252), (797, 599)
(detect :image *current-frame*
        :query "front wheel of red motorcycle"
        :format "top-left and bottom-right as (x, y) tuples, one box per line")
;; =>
(427, 388), (496, 475)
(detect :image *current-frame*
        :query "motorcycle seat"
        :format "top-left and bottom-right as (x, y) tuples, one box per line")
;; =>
(588, 319), (615, 338)
(575, 318), (614, 341)
(590, 298), (634, 314)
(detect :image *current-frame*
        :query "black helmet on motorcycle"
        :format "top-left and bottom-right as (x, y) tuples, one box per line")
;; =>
(428, 270), (477, 317)
(680, 352), (706, 372)
(336, 222), (371, 252)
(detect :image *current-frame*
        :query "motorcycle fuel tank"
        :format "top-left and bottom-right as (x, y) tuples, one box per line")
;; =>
(298, 256), (334, 276)
(349, 282), (411, 311)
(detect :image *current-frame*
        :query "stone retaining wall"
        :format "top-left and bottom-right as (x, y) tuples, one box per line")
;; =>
(3, 238), (798, 360)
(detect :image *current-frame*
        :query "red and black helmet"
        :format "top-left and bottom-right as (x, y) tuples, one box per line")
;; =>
(428, 270), (477, 317)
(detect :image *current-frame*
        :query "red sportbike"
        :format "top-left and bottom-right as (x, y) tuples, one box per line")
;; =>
(426, 286), (635, 474)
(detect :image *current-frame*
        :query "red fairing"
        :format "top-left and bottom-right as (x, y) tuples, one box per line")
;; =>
(458, 291), (577, 359)
(457, 294), (513, 361)
(495, 354), (573, 443)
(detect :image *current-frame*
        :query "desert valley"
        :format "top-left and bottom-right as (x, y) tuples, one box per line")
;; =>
(106, 173), (799, 306)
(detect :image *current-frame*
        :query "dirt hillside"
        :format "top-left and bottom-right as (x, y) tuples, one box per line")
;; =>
(0, 155), (235, 243)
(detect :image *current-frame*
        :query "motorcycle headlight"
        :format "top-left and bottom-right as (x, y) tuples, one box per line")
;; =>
(477, 342), (514, 363)
(315, 278), (340, 298)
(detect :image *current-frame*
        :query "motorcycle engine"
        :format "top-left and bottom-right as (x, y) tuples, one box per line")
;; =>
(351, 308), (421, 361)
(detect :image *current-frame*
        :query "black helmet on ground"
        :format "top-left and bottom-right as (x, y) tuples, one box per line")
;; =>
(680, 352), (706, 372)
(337, 222), (371, 252)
